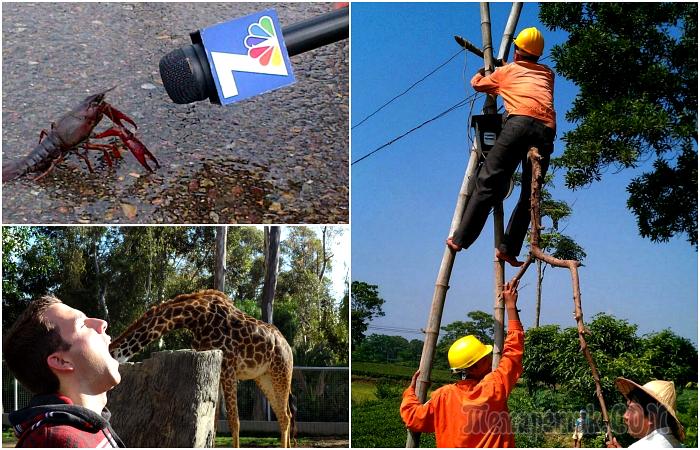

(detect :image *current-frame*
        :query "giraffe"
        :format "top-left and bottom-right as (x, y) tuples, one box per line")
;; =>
(109, 290), (294, 448)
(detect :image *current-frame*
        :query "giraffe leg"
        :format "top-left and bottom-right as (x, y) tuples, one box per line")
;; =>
(221, 361), (240, 448)
(254, 372), (292, 448)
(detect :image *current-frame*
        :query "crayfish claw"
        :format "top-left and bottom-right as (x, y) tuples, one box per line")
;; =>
(124, 132), (159, 172)
(102, 104), (137, 130)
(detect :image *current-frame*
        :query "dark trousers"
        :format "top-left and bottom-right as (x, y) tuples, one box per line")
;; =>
(452, 115), (554, 257)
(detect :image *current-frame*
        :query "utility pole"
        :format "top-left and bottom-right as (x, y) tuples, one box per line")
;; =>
(489, 2), (522, 368)
(478, 2), (507, 369)
(405, 3), (522, 447)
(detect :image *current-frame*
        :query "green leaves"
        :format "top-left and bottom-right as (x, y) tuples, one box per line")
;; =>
(540, 2), (698, 246)
(522, 312), (697, 412)
(351, 281), (386, 349)
(627, 145), (698, 247)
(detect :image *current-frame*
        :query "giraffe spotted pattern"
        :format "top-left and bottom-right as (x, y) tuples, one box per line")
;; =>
(109, 290), (294, 448)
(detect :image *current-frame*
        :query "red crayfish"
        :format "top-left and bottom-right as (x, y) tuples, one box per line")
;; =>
(2, 87), (159, 182)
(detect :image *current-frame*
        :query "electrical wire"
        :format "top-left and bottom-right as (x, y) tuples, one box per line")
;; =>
(351, 92), (479, 166)
(351, 48), (465, 130)
(368, 325), (424, 335)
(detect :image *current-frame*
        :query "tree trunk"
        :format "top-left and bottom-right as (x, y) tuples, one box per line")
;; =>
(319, 226), (329, 281)
(255, 226), (281, 421)
(535, 259), (542, 327)
(261, 226), (281, 324)
(93, 238), (109, 322)
(214, 226), (227, 291)
(108, 350), (223, 448)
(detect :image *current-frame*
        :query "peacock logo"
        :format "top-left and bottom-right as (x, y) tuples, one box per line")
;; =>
(244, 16), (283, 67)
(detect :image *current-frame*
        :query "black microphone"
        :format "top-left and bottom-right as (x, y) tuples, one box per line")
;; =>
(159, 7), (349, 105)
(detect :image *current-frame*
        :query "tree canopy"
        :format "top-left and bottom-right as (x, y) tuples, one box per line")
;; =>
(350, 281), (386, 350)
(539, 2), (698, 247)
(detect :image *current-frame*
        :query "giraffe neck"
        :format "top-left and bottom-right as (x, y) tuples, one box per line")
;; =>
(109, 291), (225, 362)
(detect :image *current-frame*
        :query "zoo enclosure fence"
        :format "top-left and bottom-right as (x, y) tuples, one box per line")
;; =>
(3, 362), (348, 436)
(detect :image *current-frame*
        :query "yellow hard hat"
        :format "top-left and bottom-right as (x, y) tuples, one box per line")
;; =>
(448, 335), (493, 372)
(513, 27), (544, 57)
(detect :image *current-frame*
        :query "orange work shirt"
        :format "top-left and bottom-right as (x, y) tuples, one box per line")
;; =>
(471, 61), (556, 131)
(400, 320), (524, 448)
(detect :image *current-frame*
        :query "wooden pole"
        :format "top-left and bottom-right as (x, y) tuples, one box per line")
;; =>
(487, 1), (522, 368)
(497, 3), (523, 61)
(406, 141), (479, 448)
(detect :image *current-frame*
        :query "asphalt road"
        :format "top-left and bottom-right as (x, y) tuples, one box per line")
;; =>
(2, 2), (348, 224)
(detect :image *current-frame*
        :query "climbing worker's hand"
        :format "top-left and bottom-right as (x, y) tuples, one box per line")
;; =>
(477, 67), (486, 76)
(410, 370), (421, 390)
(410, 370), (430, 391)
(605, 437), (622, 448)
(503, 280), (519, 308)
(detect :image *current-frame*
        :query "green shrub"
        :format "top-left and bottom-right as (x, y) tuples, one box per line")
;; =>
(375, 378), (404, 399)
(676, 388), (698, 448)
(351, 396), (436, 448)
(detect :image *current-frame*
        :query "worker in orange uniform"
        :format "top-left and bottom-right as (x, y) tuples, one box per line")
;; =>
(447, 27), (556, 268)
(400, 280), (523, 447)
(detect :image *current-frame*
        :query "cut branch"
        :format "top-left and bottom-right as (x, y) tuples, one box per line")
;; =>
(509, 147), (613, 443)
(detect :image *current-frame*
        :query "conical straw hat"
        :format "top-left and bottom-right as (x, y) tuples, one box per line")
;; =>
(615, 377), (685, 441)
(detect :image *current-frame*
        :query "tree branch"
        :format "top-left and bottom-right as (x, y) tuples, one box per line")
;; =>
(509, 147), (613, 443)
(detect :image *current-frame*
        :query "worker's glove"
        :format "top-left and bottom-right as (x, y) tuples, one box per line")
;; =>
(495, 58), (504, 67)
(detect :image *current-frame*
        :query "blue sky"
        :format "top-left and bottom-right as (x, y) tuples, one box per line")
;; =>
(351, 3), (698, 344)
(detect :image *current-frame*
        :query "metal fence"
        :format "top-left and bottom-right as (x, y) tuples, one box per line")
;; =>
(230, 367), (348, 423)
(2, 361), (33, 413)
(3, 362), (348, 423)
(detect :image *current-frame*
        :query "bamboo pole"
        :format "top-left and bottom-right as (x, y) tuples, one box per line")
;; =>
(509, 148), (614, 443)
(487, 1), (522, 368)
(405, 142), (479, 448)
(478, 1), (507, 369)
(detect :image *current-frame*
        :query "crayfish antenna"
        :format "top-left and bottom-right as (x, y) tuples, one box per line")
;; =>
(100, 85), (118, 95)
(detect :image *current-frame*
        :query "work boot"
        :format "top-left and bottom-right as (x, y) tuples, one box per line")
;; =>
(496, 248), (524, 267)
(446, 237), (462, 252)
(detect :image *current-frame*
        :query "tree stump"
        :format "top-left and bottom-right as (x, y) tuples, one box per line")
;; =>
(107, 349), (223, 448)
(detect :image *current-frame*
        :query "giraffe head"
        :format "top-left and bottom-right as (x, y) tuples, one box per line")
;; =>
(109, 303), (165, 362)
(112, 349), (131, 364)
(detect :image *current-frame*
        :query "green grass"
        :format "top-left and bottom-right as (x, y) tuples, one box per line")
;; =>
(352, 395), (437, 448)
(3, 429), (16, 448)
(217, 436), (280, 447)
(352, 378), (378, 403)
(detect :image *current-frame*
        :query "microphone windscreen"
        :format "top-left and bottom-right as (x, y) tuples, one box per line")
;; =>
(159, 47), (207, 104)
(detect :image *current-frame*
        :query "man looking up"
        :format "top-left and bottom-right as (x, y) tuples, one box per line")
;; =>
(400, 280), (523, 447)
(4, 295), (125, 447)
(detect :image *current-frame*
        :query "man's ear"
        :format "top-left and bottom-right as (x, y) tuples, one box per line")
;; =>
(47, 353), (74, 373)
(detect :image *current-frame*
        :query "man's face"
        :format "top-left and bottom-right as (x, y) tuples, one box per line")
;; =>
(45, 303), (121, 395)
(623, 400), (652, 438)
(469, 354), (493, 379)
